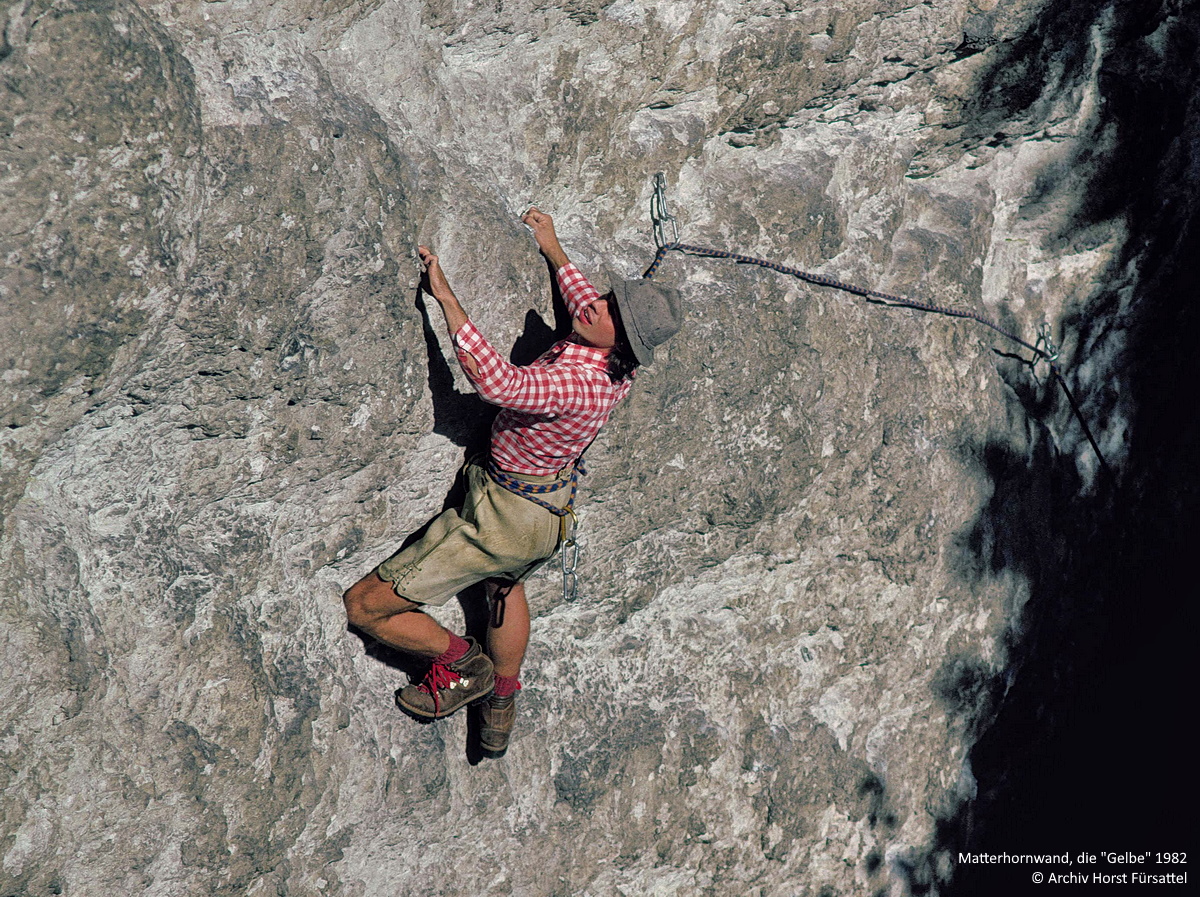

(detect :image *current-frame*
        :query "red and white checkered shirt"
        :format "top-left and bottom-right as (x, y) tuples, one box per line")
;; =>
(452, 263), (633, 475)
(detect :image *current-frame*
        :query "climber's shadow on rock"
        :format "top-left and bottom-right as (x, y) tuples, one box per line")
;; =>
(509, 257), (574, 363)
(415, 286), (494, 457)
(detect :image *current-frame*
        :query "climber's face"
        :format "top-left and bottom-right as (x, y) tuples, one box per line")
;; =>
(573, 293), (618, 350)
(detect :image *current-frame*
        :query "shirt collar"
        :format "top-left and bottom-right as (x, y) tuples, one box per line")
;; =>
(547, 336), (611, 370)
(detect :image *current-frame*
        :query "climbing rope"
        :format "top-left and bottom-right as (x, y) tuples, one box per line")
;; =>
(644, 241), (1050, 359)
(643, 174), (1115, 486)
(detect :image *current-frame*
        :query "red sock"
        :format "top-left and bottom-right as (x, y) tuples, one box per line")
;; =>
(433, 633), (470, 665)
(493, 674), (521, 697)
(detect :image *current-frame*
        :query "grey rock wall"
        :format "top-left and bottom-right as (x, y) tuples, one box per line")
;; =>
(2, 0), (1186, 894)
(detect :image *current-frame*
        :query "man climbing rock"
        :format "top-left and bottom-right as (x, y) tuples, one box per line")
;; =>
(343, 208), (681, 757)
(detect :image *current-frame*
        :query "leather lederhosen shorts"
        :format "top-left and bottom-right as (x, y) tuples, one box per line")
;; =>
(375, 457), (573, 606)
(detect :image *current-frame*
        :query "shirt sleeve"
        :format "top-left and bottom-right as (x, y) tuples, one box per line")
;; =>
(557, 263), (603, 320)
(453, 321), (596, 416)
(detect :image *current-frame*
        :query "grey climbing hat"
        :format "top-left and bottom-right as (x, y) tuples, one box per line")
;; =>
(606, 270), (682, 366)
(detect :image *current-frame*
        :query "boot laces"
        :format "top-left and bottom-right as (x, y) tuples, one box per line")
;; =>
(417, 661), (461, 716)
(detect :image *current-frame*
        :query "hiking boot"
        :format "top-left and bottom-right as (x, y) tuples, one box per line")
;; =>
(478, 692), (516, 758)
(395, 638), (494, 720)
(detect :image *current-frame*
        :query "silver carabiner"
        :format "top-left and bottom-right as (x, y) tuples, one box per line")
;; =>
(1032, 322), (1060, 382)
(1035, 322), (1060, 364)
(560, 528), (580, 602)
(651, 172), (680, 250)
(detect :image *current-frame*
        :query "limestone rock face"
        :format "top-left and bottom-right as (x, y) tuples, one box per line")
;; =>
(2, 0), (1192, 894)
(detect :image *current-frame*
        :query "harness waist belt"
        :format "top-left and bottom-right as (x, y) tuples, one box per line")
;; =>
(486, 457), (583, 519)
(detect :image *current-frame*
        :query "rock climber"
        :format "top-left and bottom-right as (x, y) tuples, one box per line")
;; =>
(342, 208), (681, 757)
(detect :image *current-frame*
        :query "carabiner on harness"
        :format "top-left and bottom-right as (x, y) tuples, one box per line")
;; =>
(560, 518), (580, 603)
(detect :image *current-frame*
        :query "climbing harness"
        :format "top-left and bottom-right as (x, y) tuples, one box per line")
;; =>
(486, 457), (581, 521)
(644, 173), (1114, 486)
(486, 456), (583, 601)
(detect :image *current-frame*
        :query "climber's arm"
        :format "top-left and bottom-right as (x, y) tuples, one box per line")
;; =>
(522, 207), (605, 320)
(418, 245), (477, 377)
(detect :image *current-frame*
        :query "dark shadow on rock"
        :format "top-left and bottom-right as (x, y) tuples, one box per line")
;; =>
(543, 254), (577, 338)
(506, 256), (575, 365)
(897, 3), (1200, 894)
(509, 308), (558, 367)
(458, 581), (493, 765)
(415, 287), (495, 455)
